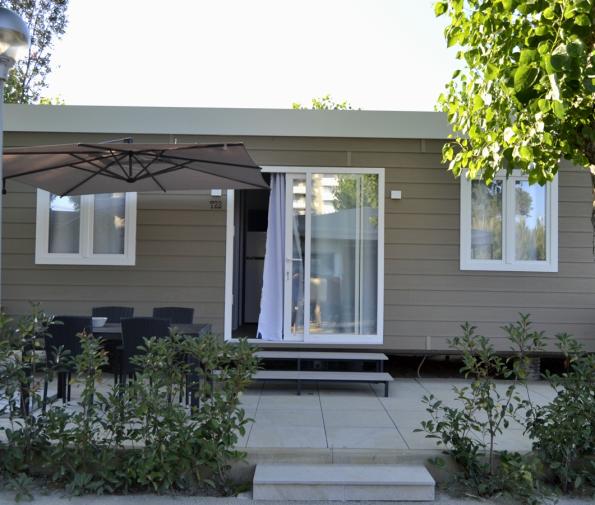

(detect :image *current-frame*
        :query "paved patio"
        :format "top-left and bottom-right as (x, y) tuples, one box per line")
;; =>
(2, 376), (557, 454)
(236, 378), (557, 452)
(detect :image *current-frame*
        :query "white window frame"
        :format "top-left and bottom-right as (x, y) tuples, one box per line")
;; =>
(224, 166), (385, 344)
(35, 190), (137, 266)
(460, 171), (558, 272)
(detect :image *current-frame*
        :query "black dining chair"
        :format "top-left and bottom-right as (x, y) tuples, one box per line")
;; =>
(45, 316), (92, 403)
(92, 306), (134, 323)
(152, 307), (194, 325)
(118, 317), (170, 384)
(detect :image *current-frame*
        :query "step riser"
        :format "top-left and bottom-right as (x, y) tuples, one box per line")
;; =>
(253, 483), (435, 501)
(253, 463), (435, 502)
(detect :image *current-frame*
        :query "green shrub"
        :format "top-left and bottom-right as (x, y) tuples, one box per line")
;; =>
(418, 314), (595, 502)
(525, 334), (595, 494)
(0, 306), (258, 498)
(417, 315), (548, 502)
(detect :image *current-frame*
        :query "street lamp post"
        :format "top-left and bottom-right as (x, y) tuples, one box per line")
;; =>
(0, 7), (29, 306)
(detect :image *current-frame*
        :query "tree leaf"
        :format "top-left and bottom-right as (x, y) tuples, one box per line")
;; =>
(552, 100), (566, 119)
(434, 1), (448, 16)
(519, 146), (533, 161)
(542, 7), (556, 19)
(514, 65), (538, 92)
(575, 14), (590, 26)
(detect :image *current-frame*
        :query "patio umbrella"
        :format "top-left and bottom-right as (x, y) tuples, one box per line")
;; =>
(2, 142), (268, 196)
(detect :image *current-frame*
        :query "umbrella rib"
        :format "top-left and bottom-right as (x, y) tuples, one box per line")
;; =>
(130, 152), (167, 192)
(135, 156), (260, 181)
(59, 160), (127, 196)
(135, 159), (194, 180)
(69, 153), (129, 180)
(107, 150), (133, 179)
(130, 151), (162, 179)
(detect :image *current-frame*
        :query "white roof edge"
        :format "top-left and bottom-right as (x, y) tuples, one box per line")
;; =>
(4, 104), (451, 140)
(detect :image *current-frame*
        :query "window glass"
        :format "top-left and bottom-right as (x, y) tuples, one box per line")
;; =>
(93, 193), (126, 254)
(309, 173), (378, 335)
(289, 177), (306, 338)
(48, 195), (80, 253)
(515, 181), (546, 261)
(471, 180), (502, 260)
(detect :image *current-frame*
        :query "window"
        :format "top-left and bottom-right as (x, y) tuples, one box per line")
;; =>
(460, 172), (558, 272)
(35, 190), (137, 265)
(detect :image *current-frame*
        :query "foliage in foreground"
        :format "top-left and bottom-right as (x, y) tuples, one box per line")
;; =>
(417, 314), (595, 504)
(435, 0), (595, 185)
(0, 0), (69, 104)
(525, 334), (595, 494)
(0, 308), (258, 497)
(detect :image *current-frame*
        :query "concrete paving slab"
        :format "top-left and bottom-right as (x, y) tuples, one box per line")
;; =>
(323, 409), (395, 428)
(379, 397), (429, 411)
(254, 409), (324, 427)
(248, 425), (327, 448)
(261, 382), (318, 394)
(320, 395), (385, 411)
(326, 427), (408, 450)
(400, 430), (449, 451)
(386, 409), (429, 428)
(318, 383), (376, 396)
(257, 394), (321, 410)
(239, 394), (261, 408)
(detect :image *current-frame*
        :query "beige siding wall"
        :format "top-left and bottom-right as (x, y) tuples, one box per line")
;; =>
(3, 132), (594, 351)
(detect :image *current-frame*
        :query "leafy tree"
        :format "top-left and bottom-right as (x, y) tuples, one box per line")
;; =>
(435, 0), (595, 187)
(292, 94), (353, 110)
(0, 0), (69, 104)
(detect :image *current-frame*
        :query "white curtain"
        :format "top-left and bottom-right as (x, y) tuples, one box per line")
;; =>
(257, 173), (285, 341)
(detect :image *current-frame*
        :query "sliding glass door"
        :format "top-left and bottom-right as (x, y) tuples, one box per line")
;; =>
(283, 171), (382, 343)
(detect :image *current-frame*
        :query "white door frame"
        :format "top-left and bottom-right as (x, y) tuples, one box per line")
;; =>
(224, 166), (384, 344)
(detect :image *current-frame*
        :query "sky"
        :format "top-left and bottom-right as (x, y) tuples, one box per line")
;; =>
(43, 0), (457, 111)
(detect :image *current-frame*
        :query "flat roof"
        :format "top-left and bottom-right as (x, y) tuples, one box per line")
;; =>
(4, 105), (451, 140)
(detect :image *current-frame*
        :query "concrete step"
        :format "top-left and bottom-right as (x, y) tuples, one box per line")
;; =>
(252, 370), (393, 396)
(253, 370), (393, 381)
(253, 463), (435, 501)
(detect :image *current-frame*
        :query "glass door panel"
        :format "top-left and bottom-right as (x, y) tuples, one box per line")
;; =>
(283, 175), (307, 340)
(283, 172), (380, 342)
(308, 174), (378, 337)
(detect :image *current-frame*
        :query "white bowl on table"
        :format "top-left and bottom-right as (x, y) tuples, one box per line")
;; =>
(92, 316), (108, 328)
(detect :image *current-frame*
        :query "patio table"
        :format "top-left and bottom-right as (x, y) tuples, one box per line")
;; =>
(93, 323), (211, 341)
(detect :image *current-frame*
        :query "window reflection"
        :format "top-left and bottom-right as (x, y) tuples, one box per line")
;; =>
(471, 180), (503, 260)
(309, 174), (378, 335)
(48, 195), (80, 253)
(515, 181), (546, 261)
(93, 193), (126, 254)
